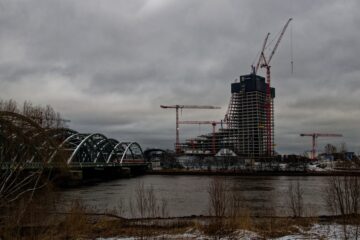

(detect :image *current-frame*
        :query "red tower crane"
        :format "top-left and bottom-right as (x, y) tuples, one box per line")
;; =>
(160, 105), (221, 154)
(178, 120), (222, 155)
(255, 18), (292, 156)
(300, 133), (343, 160)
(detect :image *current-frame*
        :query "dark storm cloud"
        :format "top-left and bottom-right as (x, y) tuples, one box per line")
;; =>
(0, 0), (359, 154)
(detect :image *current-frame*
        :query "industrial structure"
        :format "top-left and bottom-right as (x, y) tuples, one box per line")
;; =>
(170, 19), (292, 158)
(254, 18), (292, 155)
(300, 133), (343, 160)
(0, 111), (146, 169)
(160, 105), (221, 154)
(179, 74), (274, 157)
(178, 120), (221, 155)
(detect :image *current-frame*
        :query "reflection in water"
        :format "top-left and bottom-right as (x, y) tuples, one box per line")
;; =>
(61, 175), (329, 217)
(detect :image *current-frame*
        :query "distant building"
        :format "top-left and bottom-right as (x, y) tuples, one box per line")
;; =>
(181, 73), (275, 157)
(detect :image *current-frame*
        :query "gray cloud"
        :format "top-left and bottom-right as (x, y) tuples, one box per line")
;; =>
(0, 0), (359, 154)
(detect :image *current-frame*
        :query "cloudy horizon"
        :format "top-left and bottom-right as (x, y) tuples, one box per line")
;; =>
(1, 0), (359, 154)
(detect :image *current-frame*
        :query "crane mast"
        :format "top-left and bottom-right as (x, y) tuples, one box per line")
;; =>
(300, 133), (343, 160)
(254, 32), (270, 74)
(178, 120), (221, 155)
(160, 105), (221, 154)
(256, 18), (292, 156)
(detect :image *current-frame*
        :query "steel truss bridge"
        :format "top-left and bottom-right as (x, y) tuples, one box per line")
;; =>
(0, 111), (148, 173)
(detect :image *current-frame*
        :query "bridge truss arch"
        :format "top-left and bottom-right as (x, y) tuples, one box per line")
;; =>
(0, 111), (145, 167)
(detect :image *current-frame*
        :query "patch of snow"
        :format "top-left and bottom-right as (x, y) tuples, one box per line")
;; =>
(273, 223), (360, 240)
(97, 223), (360, 240)
(97, 238), (135, 240)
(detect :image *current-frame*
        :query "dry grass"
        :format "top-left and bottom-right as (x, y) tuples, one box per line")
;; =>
(251, 216), (317, 238)
(0, 184), (60, 240)
(94, 218), (196, 239)
(0, 183), (322, 240)
(0, 206), (331, 240)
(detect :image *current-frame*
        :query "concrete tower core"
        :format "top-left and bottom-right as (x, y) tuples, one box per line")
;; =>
(181, 73), (275, 157)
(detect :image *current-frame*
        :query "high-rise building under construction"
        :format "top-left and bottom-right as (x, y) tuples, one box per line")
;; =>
(181, 73), (275, 157)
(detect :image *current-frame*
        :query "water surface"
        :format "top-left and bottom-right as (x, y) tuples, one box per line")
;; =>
(61, 175), (329, 217)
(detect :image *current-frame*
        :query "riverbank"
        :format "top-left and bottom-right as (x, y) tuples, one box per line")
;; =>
(4, 175), (360, 239)
(3, 213), (359, 239)
(147, 168), (360, 176)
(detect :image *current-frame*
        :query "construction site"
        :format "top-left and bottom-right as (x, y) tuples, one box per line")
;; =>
(162, 73), (274, 158)
(158, 18), (352, 169)
(160, 19), (288, 161)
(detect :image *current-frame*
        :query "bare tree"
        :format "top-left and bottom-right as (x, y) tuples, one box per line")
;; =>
(205, 178), (250, 239)
(287, 180), (304, 217)
(325, 176), (360, 240)
(207, 177), (228, 217)
(146, 185), (158, 218)
(128, 197), (136, 218)
(0, 103), (67, 226)
(340, 142), (348, 154)
(135, 181), (147, 218)
(160, 198), (169, 218)
(0, 99), (18, 113)
(326, 176), (360, 216)
(325, 143), (337, 155)
(0, 99), (66, 128)
(131, 181), (169, 218)
(226, 184), (244, 218)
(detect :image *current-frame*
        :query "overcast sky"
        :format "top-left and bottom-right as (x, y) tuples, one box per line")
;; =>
(0, 0), (359, 154)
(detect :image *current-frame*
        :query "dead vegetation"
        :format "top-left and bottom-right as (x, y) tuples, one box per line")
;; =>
(325, 175), (360, 239)
(287, 180), (304, 217)
(0, 183), (358, 240)
(2, 169), (360, 239)
(128, 180), (169, 218)
(0, 184), (346, 240)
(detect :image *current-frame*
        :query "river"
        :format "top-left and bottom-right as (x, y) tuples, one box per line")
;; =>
(61, 175), (330, 217)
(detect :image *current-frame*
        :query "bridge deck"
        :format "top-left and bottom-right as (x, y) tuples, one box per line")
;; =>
(1, 161), (148, 170)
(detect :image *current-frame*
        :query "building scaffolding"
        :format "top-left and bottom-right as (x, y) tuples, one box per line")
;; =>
(180, 73), (274, 157)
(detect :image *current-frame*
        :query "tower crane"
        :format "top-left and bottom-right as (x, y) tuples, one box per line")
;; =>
(253, 32), (270, 74)
(178, 120), (222, 155)
(160, 105), (221, 154)
(254, 18), (293, 156)
(300, 133), (343, 160)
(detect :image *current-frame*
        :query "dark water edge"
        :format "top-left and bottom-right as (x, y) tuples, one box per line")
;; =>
(147, 169), (360, 176)
(60, 175), (330, 218)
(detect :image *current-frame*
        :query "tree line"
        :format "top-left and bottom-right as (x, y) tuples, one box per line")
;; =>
(0, 99), (67, 128)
